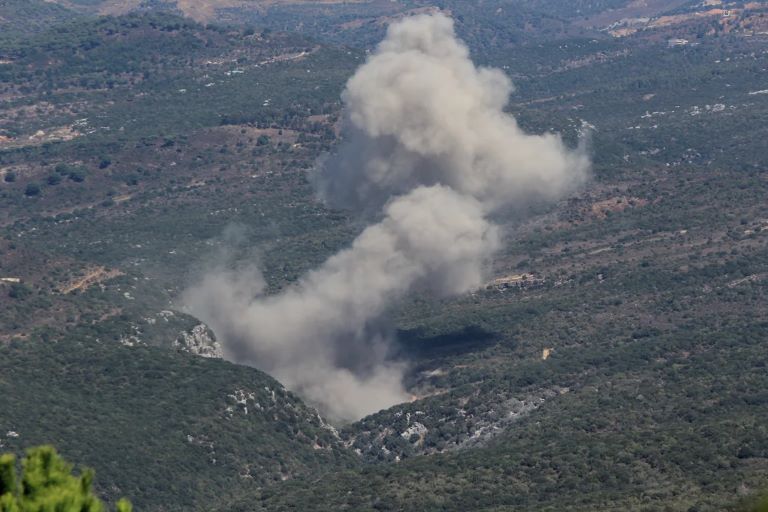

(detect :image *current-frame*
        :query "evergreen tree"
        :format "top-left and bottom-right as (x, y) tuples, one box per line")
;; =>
(0, 446), (131, 512)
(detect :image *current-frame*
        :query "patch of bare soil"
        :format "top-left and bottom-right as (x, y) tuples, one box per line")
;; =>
(90, 0), (372, 22)
(59, 267), (124, 294)
(573, 0), (691, 29)
(0, 126), (81, 150)
(588, 196), (649, 219)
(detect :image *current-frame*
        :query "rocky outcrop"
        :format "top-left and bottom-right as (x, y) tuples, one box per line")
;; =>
(174, 324), (223, 359)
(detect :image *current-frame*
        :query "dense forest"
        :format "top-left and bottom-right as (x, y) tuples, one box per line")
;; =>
(1, 0), (768, 510)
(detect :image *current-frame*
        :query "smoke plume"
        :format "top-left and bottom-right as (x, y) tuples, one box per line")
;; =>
(184, 13), (589, 422)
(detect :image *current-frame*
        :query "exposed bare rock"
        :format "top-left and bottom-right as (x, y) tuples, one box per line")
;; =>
(174, 324), (223, 358)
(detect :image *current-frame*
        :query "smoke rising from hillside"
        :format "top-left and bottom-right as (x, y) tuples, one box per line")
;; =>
(316, 13), (589, 212)
(184, 13), (589, 421)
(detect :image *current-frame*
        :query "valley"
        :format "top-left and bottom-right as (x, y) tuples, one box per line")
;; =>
(1, 1), (768, 511)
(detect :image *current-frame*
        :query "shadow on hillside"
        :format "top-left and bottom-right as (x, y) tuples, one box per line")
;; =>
(394, 325), (499, 359)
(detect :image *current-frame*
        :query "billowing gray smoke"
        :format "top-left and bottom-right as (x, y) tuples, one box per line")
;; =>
(184, 13), (590, 422)
(316, 13), (589, 212)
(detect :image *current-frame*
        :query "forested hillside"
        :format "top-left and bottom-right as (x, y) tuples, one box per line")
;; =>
(0, 339), (354, 509)
(0, 0), (80, 42)
(2, 1), (768, 511)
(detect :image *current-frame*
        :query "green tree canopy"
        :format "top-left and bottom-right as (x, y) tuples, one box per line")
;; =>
(0, 446), (131, 512)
